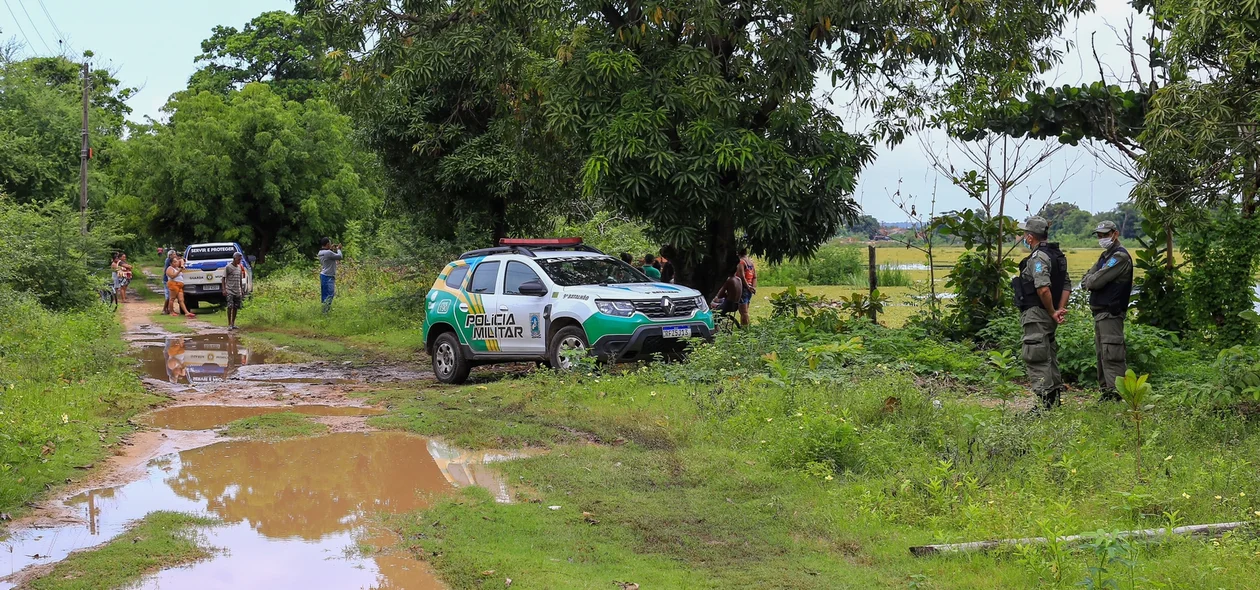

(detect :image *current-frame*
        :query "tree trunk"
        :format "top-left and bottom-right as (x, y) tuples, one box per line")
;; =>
(256, 232), (273, 265)
(1165, 222), (1175, 272)
(676, 210), (737, 300)
(490, 196), (509, 244)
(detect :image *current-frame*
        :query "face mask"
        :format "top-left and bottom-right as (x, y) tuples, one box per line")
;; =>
(1098, 237), (1114, 249)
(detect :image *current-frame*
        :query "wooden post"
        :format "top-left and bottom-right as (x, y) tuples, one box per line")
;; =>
(867, 245), (877, 323)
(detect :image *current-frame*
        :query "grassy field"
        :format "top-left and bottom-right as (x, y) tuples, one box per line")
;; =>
(363, 324), (1260, 589)
(0, 290), (162, 518)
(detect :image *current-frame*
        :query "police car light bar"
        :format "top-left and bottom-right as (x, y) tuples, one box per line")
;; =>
(499, 238), (584, 246)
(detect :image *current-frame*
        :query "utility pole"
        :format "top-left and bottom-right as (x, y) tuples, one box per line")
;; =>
(79, 61), (90, 235)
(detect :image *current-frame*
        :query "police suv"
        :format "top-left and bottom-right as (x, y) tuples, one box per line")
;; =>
(181, 242), (254, 308)
(423, 238), (715, 384)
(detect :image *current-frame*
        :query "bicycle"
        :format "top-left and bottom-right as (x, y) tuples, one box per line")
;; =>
(99, 282), (118, 311)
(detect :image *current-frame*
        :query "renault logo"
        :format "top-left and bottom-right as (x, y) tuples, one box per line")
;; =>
(661, 296), (674, 316)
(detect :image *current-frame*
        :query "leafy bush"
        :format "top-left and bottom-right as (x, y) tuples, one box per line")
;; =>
(979, 309), (1194, 385)
(0, 198), (125, 310)
(768, 410), (860, 475)
(758, 245), (864, 286)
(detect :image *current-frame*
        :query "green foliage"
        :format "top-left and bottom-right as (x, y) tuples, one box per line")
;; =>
(312, 0), (574, 244)
(979, 308), (1190, 386)
(25, 512), (219, 590)
(0, 198), (125, 310)
(0, 289), (159, 514)
(0, 55), (134, 206)
(963, 81), (1148, 148)
(1209, 346), (1260, 405)
(221, 412), (329, 439)
(768, 286), (845, 335)
(943, 248), (1016, 339)
(117, 84), (377, 262)
(839, 289), (890, 321)
(1115, 370), (1158, 481)
(1179, 209), (1260, 346)
(555, 210), (656, 259)
(758, 245), (864, 287)
(1134, 220), (1188, 334)
(189, 10), (328, 102)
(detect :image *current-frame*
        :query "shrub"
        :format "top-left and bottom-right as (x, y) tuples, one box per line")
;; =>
(0, 199), (124, 310)
(758, 245), (864, 286)
(768, 408), (860, 475)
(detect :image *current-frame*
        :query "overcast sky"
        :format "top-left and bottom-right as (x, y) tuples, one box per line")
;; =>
(3, 1), (1142, 222)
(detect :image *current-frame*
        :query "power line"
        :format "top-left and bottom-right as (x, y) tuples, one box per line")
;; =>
(34, 0), (63, 43)
(14, 0), (52, 54)
(2, 0), (36, 54)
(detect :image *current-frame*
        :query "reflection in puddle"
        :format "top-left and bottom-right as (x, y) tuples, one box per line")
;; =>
(1, 433), (523, 589)
(133, 334), (265, 385)
(142, 405), (385, 430)
(427, 440), (533, 503)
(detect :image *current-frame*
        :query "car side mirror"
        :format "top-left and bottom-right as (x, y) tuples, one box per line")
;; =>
(247, 255), (257, 265)
(518, 280), (548, 297)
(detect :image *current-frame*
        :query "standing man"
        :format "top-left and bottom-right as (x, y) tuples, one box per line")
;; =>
(1081, 220), (1133, 400)
(737, 247), (757, 327)
(318, 238), (343, 314)
(222, 252), (247, 331)
(642, 254), (662, 279)
(1013, 216), (1069, 409)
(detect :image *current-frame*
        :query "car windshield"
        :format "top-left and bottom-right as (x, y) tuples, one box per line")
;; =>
(186, 245), (239, 261)
(538, 257), (649, 286)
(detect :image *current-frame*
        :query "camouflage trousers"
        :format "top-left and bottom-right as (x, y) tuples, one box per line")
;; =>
(1021, 307), (1063, 408)
(1093, 311), (1127, 394)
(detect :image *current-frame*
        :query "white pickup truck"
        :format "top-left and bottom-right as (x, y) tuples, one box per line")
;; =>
(180, 242), (254, 308)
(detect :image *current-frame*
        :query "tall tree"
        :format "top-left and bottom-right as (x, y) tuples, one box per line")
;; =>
(117, 84), (376, 262)
(550, 0), (1092, 296)
(0, 55), (134, 205)
(309, 0), (576, 245)
(189, 11), (328, 103)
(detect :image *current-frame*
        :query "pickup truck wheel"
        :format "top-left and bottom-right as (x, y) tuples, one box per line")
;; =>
(548, 326), (589, 371)
(432, 332), (471, 384)
(185, 296), (200, 309)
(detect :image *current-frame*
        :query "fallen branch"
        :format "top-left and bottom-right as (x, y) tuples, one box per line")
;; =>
(909, 522), (1247, 557)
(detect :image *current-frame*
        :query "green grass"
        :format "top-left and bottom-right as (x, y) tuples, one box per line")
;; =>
(228, 265), (428, 363)
(221, 412), (329, 439)
(0, 290), (163, 517)
(368, 326), (1260, 589)
(24, 511), (219, 590)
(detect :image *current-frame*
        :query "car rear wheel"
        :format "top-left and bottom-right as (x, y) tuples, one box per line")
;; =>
(548, 326), (589, 371)
(433, 332), (471, 384)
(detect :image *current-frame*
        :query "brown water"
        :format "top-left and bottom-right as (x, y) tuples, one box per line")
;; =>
(1, 433), (527, 589)
(132, 334), (266, 385)
(142, 405), (386, 430)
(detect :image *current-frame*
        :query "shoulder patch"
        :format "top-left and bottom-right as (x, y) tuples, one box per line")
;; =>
(1034, 261), (1044, 273)
(1106, 257), (1117, 268)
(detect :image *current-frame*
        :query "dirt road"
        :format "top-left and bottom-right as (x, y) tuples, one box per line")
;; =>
(1, 277), (517, 589)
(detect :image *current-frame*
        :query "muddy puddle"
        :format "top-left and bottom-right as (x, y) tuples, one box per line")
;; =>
(142, 405), (386, 430)
(1, 432), (528, 589)
(132, 334), (265, 385)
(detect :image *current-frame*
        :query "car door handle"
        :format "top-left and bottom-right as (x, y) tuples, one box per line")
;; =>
(458, 303), (469, 312)
(499, 305), (510, 312)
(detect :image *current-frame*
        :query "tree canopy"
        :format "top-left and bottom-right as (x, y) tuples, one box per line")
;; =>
(116, 84), (376, 262)
(0, 56), (134, 205)
(189, 11), (328, 103)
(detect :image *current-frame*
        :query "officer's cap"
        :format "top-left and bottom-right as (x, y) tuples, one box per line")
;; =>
(1093, 220), (1119, 235)
(1018, 216), (1049, 237)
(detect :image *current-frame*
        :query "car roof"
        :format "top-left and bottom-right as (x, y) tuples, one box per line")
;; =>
(459, 251), (609, 263)
(186, 242), (239, 248)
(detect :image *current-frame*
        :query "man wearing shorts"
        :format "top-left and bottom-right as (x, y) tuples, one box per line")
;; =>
(222, 252), (246, 330)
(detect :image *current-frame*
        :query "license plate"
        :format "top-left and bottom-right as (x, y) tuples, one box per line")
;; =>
(202, 284), (220, 291)
(661, 325), (690, 339)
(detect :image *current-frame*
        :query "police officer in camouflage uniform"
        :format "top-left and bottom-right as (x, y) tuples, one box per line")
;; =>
(1081, 220), (1133, 401)
(1013, 216), (1070, 409)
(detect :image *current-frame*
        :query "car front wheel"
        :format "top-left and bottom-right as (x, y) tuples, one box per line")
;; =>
(548, 326), (589, 371)
(433, 332), (471, 384)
